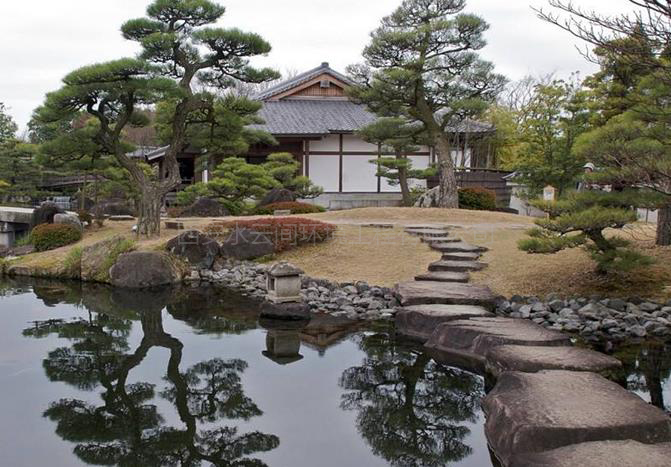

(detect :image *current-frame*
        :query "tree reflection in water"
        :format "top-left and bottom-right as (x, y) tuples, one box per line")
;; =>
(23, 286), (278, 466)
(613, 342), (671, 413)
(339, 332), (484, 467)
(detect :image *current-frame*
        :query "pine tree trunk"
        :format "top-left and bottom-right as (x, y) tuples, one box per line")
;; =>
(656, 203), (671, 246)
(434, 135), (459, 208)
(397, 155), (412, 207)
(136, 189), (162, 237)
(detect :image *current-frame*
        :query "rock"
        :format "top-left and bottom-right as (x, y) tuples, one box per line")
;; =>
(429, 241), (488, 254)
(485, 345), (622, 377)
(512, 440), (671, 467)
(640, 302), (659, 312)
(53, 213), (84, 232)
(395, 304), (494, 342)
(258, 188), (296, 207)
(483, 370), (671, 466)
(428, 260), (487, 272)
(425, 318), (571, 367)
(440, 252), (481, 261)
(165, 230), (220, 269)
(609, 298), (627, 312)
(600, 319), (619, 330)
(415, 271), (470, 283)
(179, 197), (230, 218)
(558, 308), (576, 319)
(628, 325), (647, 338)
(219, 228), (275, 260)
(414, 186), (440, 208)
(394, 281), (499, 310)
(519, 305), (532, 319)
(81, 235), (131, 282)
(109, 252), (183, 288)
(30, 202), (63, 227)
(404, 228), (451, 238)
(259, 301), (310, 321)
(6, 245), (35, 257)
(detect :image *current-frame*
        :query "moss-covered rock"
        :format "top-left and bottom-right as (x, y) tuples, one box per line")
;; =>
(81, 235), (136, 283)
(109, 251), (185, 289)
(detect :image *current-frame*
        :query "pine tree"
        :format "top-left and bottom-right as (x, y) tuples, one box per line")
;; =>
(357, 118), (435, 206)
(262, 153), (323, 199)
(348, 0), (506, 208)
(0, 140), (46, 203)
(0, 103), (18, 143)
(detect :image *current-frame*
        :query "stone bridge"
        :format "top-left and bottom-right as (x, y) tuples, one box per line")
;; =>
(0, 207), (34, 247)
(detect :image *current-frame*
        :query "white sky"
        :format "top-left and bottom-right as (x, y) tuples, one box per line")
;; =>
(1, 0), (635, 132)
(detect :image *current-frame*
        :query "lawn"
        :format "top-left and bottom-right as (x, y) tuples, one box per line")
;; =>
(7, 207), (670, 300)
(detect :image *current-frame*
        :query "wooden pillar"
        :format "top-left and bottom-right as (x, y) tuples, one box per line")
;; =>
(305, 140), (310, 177)
(377, 143), (382, 193)
(338, 134), (344, 193)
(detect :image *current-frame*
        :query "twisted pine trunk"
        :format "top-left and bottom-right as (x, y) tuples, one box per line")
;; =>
(434, 136), (459, 209)
(656, 203), (671, 246)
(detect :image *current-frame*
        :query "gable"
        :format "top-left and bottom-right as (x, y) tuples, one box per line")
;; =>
(268, 73), (348, 101)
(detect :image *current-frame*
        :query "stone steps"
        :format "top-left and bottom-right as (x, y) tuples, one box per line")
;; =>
(396, 304), (493, 342)
(485, 344), (622, 377)
(405, 224), (449, 230)
(415, 271), (470, 283)
(429, 260), (487, 272)
(483, 370), (671, 466)
(394, 281), (498, 309)
(430, 241), (488, 253)
(441, 252), (481, 262)
(405, 228), (451, 238)
(420, 236), (460, 243)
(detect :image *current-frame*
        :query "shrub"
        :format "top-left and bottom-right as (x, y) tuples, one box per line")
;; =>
(459, 187), (497, 211)
(77, 210), (93, 227)
(30, 224), (82, 252)
(205, 217), (337, 252)
(253, 201), (326, 215)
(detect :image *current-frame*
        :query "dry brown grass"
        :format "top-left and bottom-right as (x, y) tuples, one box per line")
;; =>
(10, 208), (671, 300)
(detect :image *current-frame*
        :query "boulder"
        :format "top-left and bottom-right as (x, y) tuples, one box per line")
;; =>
(485, 345), (622, 377)
(394, 281), (499, 309)
(511, 440), (671, 467)
(260, 301), (311, 321)
(31, 202), (63, 227)
(414, 186), (440, 208)
(483, 370), (671, 466)
(220, 228), (275, 260)
(425, 317), (571, 366)
(109, 251), (183, 288)
(53, 213), (83, 233)
(81, 235), (131, 282)
(258, 188), (296, 207)
(165, 230), (220, 269)
(395, 304), (494, 342)
(179, 197), (230, 218)
(414, 271), (470, 283)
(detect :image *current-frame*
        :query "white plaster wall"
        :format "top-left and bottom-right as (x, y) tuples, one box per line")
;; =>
(310, 134), (340, 152)
(450, 148), (472, 167)
(343, 134), (379, 152)
(309, 155), (340, 192)
(342, 155), (378, 192)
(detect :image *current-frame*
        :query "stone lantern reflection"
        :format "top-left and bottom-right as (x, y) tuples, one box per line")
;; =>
(266, 261), (304, 303)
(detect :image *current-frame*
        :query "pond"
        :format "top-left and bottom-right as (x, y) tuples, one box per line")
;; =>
(0, 278), (496, 467)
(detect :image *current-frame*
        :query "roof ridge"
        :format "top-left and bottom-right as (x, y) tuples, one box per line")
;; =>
(254, 62), (352, 101)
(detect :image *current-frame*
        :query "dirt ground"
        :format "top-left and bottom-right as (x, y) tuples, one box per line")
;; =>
(10, 208), (671, 300)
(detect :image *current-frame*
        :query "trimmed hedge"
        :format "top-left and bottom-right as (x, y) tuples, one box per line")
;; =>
(30, 224), (82, 252)
(254, 201), (325, 215)
(459, 187), (497, 211)
(206, 217), (337, 252)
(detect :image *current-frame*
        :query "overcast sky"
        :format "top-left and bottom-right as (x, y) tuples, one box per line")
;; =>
(1, 0), (635, 132)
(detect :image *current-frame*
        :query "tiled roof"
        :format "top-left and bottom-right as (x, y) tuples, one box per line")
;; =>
(254, 62), (352, 101)
(251, 100), (378, 135)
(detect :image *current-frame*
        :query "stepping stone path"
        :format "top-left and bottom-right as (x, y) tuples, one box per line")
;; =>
(511, 440), (671, 467)
(415, 271), (470, 283)
(393, 224), (671, 467)
(483, 370), (671, 466)
(396, 304), (493, 342)
(485, 344), (621, 377)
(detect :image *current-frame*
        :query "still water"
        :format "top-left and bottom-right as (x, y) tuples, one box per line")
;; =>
(0, 279), (495, 467)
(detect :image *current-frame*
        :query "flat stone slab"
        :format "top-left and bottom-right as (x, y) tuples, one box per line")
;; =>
(405, 228), (451, 238)
(511, 440), (671, 467)
(485, 345), (622, 377)
(441, 252), (481, 261)
(483, 370), (671, 466)
(430, 241), (488, 253)
(405, 224), (449, 230)
(420, 236), (459, 243)
(429, 260), (487, 272)
(394, 281), (498, 309)
(415, 271), (470, 283)
(396, 304), (494, 342)
(425, 317), (571, 361)
(361, 223), (394, 229)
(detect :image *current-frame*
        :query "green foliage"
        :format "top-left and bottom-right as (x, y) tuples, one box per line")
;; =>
(0, 102), (18, 143)
(519, 191), (650, 274)
(458, 187), (497, 211)
(253, 201), (325, 215)
(262, 152), (323, 199)
(0, 139), (47, 202)
(97, 238), (136, 282)
(30, 224), (83, 252)
(513, 78), (591, 196)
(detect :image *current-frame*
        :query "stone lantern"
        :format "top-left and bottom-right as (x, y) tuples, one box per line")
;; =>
(266, 261), (304, 303)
